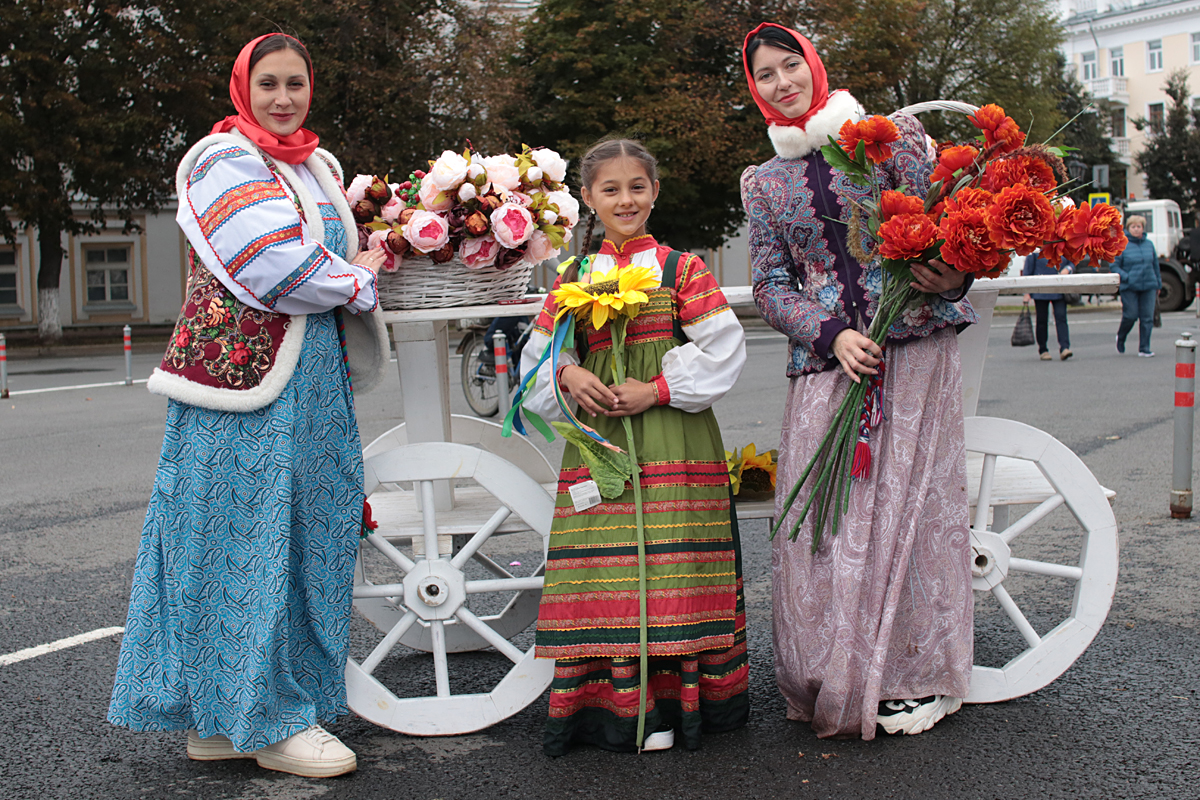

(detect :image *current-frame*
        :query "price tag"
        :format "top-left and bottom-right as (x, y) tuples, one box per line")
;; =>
(568, 480), (602, 512)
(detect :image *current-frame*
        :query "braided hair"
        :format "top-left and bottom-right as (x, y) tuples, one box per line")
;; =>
(562, 138), (659, 284)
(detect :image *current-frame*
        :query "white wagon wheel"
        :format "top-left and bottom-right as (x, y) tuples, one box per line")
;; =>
(356, 417), (555, 654)
(347, 441), (555, 736)
(964, 416), (1119, 704)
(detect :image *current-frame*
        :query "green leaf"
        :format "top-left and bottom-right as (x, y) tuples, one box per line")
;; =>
(551, 422), (636, 499)
(880, 257), (914, 282)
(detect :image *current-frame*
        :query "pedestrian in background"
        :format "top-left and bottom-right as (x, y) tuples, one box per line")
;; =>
(1112, 214), (1162, 357)
(1022, 250), (1073, 361)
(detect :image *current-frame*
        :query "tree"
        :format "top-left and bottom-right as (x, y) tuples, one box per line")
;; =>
(1133, 70), (1200, 219)
(0, 1), (214, 341)
(508, 0), (776, 251)
(1052, 53), (1120, 204)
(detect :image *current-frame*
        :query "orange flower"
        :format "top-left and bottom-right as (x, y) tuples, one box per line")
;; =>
(939, 207), (1006, 276)
(944, 186), (994, 213)
(982, 155), (1057, 193)
(930, 145), (979, 187)
(1060, 202), (1128, 263)
(839, 115), (901, 164)
(878, 213), (939, 261)
(879, 190), (926, 221)
(983, 185), (1056, 256)
(1040, 206), (1085, 268)
(970, 103), (1026, 154)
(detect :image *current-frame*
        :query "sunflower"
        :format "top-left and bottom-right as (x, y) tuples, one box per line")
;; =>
(553, 265), (659, 330)
(739, 443), (778, 491)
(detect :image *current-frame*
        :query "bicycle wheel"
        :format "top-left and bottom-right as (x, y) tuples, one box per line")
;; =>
(461, 332), (501, 417)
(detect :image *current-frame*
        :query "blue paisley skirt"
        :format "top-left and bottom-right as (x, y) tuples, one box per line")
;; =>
(108, 311), (364, 752)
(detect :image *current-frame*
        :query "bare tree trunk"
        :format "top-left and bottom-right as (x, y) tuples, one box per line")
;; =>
(36, 221), (63, 343)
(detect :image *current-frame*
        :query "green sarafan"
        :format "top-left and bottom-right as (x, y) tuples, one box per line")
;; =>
(551, 422), (635, 499)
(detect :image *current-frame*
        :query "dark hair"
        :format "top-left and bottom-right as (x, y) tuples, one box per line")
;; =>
(248, 34), (312, 75)
(744, 26), (805, 73)
(563, 138), (659, 283)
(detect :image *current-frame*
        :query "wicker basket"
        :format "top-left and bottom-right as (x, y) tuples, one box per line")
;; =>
(376, 254), (536, 310)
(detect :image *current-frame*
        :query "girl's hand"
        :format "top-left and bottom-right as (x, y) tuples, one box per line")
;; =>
(605, 378), (657, 417)
(831, 329), (882, 384)
(559, 365), (617, 417)
(911, 258), (966, 294)
(353, 245), (387, 275)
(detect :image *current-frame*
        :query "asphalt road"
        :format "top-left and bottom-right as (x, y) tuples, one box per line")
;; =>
(0, 308), (1197, 800)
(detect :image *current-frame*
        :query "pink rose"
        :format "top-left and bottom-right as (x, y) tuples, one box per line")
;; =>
(482, 155), (521, 192)
(380, 195), (405, 223)
(403, 210), (451, 254)
(461, 235), (501, 269)
(367, 228), (390, 251)
(490, 203), (534, 248)
(418, 179), (453, 212)
(230, 341), (251, 366)
(525, 230), (558, 263)
(507, 191), (533, 208)
(175, 329), (191, 348)
(346, 174), (374, 205)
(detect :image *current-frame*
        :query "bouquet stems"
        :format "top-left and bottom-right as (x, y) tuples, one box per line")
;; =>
(610, 317), (650, 750)
(772, 273), (920, 552)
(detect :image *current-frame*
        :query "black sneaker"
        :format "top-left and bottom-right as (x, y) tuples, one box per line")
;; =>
(876, 695), (962, 735)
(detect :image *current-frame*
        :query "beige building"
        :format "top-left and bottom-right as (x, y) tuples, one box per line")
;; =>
(1062, 0), (1200, 204)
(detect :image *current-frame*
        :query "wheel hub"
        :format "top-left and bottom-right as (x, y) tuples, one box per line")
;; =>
(970, 528), (1011, 591)
(404, 558), (466, 621)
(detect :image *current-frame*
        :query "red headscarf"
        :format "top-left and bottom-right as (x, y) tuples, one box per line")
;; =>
(742, 23), (831, 130)
(211, 34), (320, 165)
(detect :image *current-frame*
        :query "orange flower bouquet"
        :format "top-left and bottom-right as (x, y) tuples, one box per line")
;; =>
(777, 104), (1127, 550)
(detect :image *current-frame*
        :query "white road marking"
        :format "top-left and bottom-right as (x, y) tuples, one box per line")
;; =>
(8, 379), (148, 396)
(0, 626), (125, 666)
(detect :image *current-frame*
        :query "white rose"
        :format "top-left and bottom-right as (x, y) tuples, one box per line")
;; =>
(346, 174), (374, 205)
(427, 150), (470, 192)
(546, 190), (580, 228)
(482, 155), (521, 192)
(467, 163), (485, 180)
(458, 183), (477, 202)
(541, 210), (558, 225)
(525, 166), (543, 184)
(531, 148), (568, 183)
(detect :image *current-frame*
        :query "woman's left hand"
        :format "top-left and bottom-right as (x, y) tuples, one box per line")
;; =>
(910, 258), (966, 294)
(605, 378), (657, 417)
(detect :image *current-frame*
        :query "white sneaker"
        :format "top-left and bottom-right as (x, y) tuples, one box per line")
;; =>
(876, 695), (963, 735)
(187, 730), (257, 761)
(256, 725), (357, 778)
(641, 727), (675, 751)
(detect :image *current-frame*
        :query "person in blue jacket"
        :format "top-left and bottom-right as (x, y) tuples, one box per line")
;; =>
(1112, 214), (1162, 357)
(1022, 250), (1074, 361)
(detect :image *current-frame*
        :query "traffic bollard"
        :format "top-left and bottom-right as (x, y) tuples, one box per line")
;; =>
(1171, 331), (1196, 519)
(123, 325), (133, 386)
(494, 332), (510, 417)
(1195, 282), (1199, 319)
(0, 333), (7, 399)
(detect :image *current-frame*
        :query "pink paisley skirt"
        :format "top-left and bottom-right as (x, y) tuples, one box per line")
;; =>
(772, 327), (973, 739)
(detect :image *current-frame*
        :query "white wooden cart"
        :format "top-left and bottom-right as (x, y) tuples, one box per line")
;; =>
(348, 272), (1120, 735)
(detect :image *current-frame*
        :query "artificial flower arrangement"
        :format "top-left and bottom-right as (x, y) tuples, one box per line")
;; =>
(344, 144), (579, 273)
(776, 103), (1128, 551)
(727, 444), (778, 501)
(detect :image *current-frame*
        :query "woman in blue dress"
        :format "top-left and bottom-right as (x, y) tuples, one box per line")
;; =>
(108, 33), (390, 778)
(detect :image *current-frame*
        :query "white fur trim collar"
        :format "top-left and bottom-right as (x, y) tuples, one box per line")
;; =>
(766, 91), (865, 160)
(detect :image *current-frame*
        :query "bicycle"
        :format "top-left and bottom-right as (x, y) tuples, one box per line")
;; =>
(458, 317), (531, 417)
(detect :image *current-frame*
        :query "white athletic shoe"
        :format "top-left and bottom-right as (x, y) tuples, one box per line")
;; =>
(641, 727), (675, 751)
(186, 730), (256, 761)
(876, 695), (963, 735)
(255, 725), (357, 778)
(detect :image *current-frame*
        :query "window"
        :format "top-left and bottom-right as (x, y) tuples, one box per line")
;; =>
(84, 245), (131, 303)
(1193, 33), (1200, 63)
(1148, 102), (1165, 130)
(1111, 107), (1126, 138)
(0, 248), (17, 307)
(1148, 39), (1163, 72)
(1111, 46), (1124, 77)
(1082, 51), (1098, 80)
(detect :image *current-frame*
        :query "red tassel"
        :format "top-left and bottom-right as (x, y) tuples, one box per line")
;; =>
(851, 438), (872, 479)
(361, 498), (379, 536)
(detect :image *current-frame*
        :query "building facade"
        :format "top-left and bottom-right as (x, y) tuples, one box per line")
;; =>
(1061, 0), (1200, 205)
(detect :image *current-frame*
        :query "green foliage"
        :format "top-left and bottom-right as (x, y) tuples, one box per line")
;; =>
(1132, 70), (1200, 220)
(551, 422), (635, 499)
(508, 0), (774, 251)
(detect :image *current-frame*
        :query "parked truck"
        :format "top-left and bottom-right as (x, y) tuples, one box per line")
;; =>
(1124, 199), (1196, 311)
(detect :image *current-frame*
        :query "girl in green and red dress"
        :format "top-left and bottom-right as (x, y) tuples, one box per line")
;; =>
(518, 139), (750, 755)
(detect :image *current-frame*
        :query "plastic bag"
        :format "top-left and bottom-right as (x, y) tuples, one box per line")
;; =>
(1011, 303), (1035, 347)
